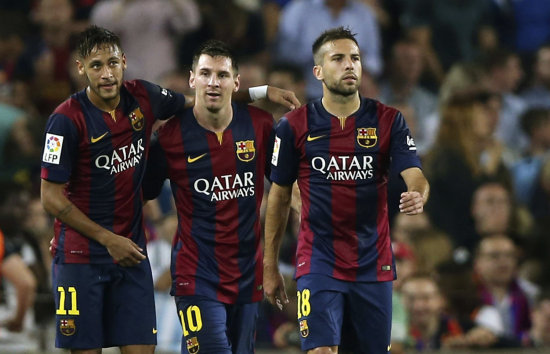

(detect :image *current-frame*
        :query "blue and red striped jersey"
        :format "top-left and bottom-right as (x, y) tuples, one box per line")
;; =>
(144, 103), (274, 304)
(40, 80), (186, 263)
(271, 97), (421, 282)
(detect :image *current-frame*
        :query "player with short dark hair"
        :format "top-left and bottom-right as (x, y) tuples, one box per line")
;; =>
(40, 26), (299, 353)
(263, 26), (429, 353)
(143, 39), (275, 354)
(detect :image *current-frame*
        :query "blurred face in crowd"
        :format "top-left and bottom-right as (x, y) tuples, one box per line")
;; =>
(35, 0), (73, 28)
(535, 47), (550, 88)
(471, 183), (511, 236)
(497, 55), (523, 93)
(532, 299), (550, 344)
(314, 39), (361, 97)
(402, 277), (444, 329)
(392, 213), (431, 244)
(190, 54), (239, 114)
(77, 44), (126, 109)
(475, 236), (517, 288)
(471, 103), (494, 140)
(391, 41), (423, 85)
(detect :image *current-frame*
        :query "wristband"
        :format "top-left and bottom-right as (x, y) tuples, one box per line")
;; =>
(249, 85), (268, 101)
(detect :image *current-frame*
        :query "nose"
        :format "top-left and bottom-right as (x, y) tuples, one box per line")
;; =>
(101, 66), (113, 79)
(208, 74), (220, 87)
(343, 56), (354, 70)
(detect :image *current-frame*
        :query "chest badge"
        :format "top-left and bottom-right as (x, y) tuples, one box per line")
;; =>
(129, 108), (144, 131)
(357, 127), (377, 148)
(236, 140), (255, 162)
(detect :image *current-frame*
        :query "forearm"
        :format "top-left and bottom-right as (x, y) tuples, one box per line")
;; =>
(40, 179), (110, 246)
(2, 256), (36, 324)
(263, 183), (293, 269)
(401, 167), (430, 204)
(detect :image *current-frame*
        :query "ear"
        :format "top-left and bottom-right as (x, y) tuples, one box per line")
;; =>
(76, 60), (85, 76)
(189, 70), (195, 89)
(313, 65), (323, 81)
(121, 53), (127, 71)
(234, 74), (240, 92)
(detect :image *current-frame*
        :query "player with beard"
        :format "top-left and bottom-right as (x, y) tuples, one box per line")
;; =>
(40, 26), (299, 354)
(263, 27), (430, 353)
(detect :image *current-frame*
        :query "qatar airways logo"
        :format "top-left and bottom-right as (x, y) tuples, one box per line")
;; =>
(311, 155), (374, 180)
(95, 138), (145, 175)
(194, 172), (255, 201)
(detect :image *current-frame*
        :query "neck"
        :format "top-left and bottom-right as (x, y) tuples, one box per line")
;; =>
(193, 103), (233, 132)
(321, 91), (360, 118)
(86, 87), (120, 112)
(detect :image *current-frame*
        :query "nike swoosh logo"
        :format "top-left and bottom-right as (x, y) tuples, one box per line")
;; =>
(187, 153), (207, 163)
(91, 132), (108, 143)
(152, 328), (158, 334)
(307, 134), (325, 142)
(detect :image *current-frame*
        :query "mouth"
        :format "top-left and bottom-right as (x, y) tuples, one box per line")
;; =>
(99, 82), (116, 90)
(342, 74), (357, 82)
(206, 92), (221, 98)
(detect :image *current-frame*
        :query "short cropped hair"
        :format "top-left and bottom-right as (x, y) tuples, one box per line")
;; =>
(77, 25), (122, 59)
(520, 108), (550, 137)
(191, 40), (238, 74)
(312, 26), (359, 65)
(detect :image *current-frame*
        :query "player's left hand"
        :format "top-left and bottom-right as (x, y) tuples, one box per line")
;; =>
(399, 191), (424, 215)
(266, 86), (301, 111)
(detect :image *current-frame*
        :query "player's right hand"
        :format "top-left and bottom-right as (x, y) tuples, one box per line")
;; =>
(263, 264), (289, 310)
(104, 234), (146, 267)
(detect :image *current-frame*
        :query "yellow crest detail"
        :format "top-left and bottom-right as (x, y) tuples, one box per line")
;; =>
(60, 319), (76, 336)
(186, 336), (200, 353)
(236, 140), (255, 162)
(299, 319), (309, 338)
(129, 108), (145, 131)
(357, 127), (377, 148)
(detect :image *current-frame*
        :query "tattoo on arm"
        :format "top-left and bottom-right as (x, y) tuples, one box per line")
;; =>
(56, 204), (73, 218)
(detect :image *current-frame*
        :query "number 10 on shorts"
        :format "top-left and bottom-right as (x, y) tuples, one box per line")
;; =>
(56, 286), (80, 315)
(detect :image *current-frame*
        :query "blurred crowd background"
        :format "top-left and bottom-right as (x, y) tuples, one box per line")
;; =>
(1, 0), (550, 352)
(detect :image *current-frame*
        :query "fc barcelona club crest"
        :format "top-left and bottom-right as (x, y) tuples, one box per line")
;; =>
(129, 108), (144, 131)
(60, 319), (76, 336)
(357, 127), (377, 148)
(299, 319), (309, 338)
(186, 336), (199, 353)
(236, 140), (255, 162)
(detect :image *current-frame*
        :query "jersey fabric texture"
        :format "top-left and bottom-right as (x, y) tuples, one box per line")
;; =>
(144, 103), (274, 305)
(270, 97), (422, 282)
(40, 80), (186, 264)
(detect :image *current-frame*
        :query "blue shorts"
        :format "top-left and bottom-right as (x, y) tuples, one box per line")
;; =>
(296, 274), (392, 353)
(175, 295), (259, 354)
(52, 259), (156, 349)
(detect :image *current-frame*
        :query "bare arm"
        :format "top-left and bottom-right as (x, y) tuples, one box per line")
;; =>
(399, 167), (430, 215)
(40, 179), (146, 266)
(1, 254), (36, 332)
(263, 182), (293, 309)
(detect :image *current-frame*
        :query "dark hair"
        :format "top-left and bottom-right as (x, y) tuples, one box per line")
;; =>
(268, 62), (304, 82)
(191, 39), (238, 74)
(479, 47), (518, 71)
(77, 25), (122, 59)
(446, 87), (501, 108)
(520, 108), (550, 137)
(312, 26), (359, 64)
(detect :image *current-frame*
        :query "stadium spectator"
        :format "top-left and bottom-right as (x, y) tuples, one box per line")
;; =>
(91, 0), (201, 82)
(521, 45), (550, 109)
(522, 292), (550, 348)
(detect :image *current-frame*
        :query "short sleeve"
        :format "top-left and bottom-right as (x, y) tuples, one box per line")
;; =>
(390, 112), (422, 175)
(270, 117), (299, 185)
(140, 80), (187, 120)
(40, 113), (79, 183)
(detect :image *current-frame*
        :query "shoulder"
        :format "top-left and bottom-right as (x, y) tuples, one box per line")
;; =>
(244, 104), (273, 123)
(52, 95), (83, 121)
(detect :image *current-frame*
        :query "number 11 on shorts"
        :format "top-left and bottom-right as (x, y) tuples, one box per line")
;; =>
(56, 286), (80, 315)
